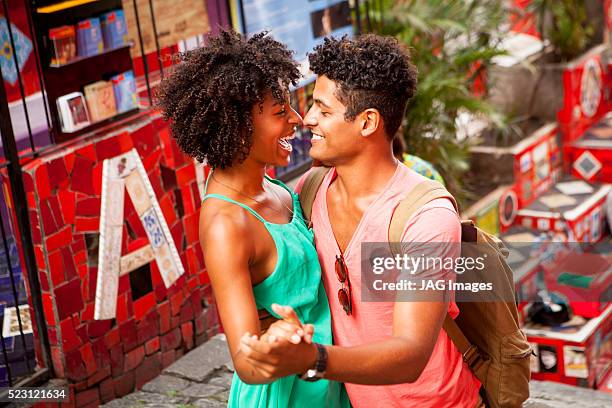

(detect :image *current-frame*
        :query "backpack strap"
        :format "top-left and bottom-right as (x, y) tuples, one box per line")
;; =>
(443, 314), (484, 371)
(298, 166), (331, 226)
(388, 179), (458, 255)
(388, 180), (483, 370)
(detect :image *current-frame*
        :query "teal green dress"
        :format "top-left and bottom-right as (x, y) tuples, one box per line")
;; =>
(202, 176), (350, 408)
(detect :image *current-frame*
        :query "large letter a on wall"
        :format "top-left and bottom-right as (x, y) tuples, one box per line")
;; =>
(94, 149), (184, 320)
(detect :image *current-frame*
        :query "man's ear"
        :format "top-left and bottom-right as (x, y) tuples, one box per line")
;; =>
(360, 109), (381, 138)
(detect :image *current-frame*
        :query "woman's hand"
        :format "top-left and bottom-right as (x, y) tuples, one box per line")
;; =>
(263, 304), (314, 344)
(261, 319), (314, 344)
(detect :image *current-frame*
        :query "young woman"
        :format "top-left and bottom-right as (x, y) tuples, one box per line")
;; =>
(156, 30), (349, 408)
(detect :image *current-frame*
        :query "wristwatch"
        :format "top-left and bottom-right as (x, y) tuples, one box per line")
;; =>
(299, 343), (328, 382)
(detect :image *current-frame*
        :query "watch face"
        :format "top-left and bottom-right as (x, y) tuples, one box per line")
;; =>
(301, 368), (322, 382)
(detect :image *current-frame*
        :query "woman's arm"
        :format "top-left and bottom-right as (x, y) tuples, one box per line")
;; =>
(199, 207), (273, 384)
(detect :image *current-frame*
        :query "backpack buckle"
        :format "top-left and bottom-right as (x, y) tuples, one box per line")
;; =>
(463, 345), (483, 370)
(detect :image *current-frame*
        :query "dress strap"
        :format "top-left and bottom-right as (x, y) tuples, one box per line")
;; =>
(201, 194), (268, 224)
(264, 175), (296, 198)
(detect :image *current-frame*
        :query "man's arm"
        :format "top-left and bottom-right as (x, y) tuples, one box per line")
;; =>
(241, 202), (461, 384)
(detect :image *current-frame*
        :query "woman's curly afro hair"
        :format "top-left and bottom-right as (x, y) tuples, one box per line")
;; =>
(156, 30), (300, 169)
(308, 34), (417, 137)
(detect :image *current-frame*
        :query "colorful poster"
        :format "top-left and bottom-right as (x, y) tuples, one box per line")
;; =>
(234, 0), (353, 86)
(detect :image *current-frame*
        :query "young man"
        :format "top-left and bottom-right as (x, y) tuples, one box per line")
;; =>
(240, 35), (481, 407)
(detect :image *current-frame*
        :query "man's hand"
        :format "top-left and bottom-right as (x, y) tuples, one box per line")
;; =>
(239, 304), (317, 380)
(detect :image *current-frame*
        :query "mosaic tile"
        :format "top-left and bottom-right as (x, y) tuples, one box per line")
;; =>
(143, 148), (163, 171)
(61, 247), (78, 281)
(160, 165), (177, 191)
(48, 196), (64, 227)
(38, 269), (50, 292)
(35, 165), (50, 200)
(47, 250), (65, 287)
(74, 217), (100, 233)
(48, 327), (58, 346)
(70, 156), (95, 196)
(75, 144), (97, 162)
(191, 180), (201, 207)
(109, 345), (125, 377)
(26, 191), (36, 209)
(75, 197), (101, 217)
(176, 163), (196, 186)
(93, 162), (104, 196)
(55, 280), (84, 321)
(73, 248), (87, 267)
(22, 171), (34, 193)
(80, 343), (97, 376)
(95, 137), (123, 162)
(159, 194), (177, 227)
(40, 199), (59, 235)
(57, 190), (75, 224)
(34, 245), (47, 269)
(46, 157), (68, 190)
(45, 226), (72, 253)
(120, 244), (154, 276)
(65, 348), (87, 381)
(81, 302), (94, 321)
(64, 152), (76, 175)
(60, 317), (82, 352)
(118, 319), (138, 352)
(94, 224), (122, 320)
(116, 131), (134, 153)
(132, 124), (156, 157)
(124, 171), (150, 216)
(133, 292), (156, 322)
(92, 336), (111, 367)
(184, 212), (199, 246)
(104, 327), (120, 349)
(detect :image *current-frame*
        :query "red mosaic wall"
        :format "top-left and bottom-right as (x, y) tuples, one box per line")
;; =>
(14, 111), (218, 406)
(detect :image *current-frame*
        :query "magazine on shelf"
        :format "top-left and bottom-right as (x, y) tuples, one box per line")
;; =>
(84, 80), (117, 122)
(76, 17), (104, 57)
(49, 25), (76, 66)
(57, 92), (91, 132)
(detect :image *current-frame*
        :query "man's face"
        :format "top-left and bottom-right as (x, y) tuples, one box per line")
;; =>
(303, 76), (363, 165)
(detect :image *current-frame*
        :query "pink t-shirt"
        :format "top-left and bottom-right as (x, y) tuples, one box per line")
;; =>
(296, 164), (480, 408)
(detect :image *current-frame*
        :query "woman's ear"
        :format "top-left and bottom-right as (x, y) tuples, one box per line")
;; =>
(360, 109), (381, 138)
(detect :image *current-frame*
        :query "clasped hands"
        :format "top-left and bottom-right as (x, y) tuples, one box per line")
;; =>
(239, 304), (318, 380)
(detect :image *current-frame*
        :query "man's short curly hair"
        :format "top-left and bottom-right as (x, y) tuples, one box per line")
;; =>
(308, 34), (417, 137)
(156, 30), (300, 169)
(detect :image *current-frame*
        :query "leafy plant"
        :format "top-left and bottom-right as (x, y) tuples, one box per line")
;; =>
(374, 0), (508, 205)
(529, 0), (594, 62)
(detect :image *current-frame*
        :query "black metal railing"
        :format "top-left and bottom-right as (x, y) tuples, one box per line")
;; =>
(0, 86), (51, 388)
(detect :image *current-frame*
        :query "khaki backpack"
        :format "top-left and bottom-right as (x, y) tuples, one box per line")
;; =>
(299, 167), (532, 408)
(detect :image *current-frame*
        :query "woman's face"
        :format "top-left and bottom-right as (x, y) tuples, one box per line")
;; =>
(248, 92), (302, 167)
